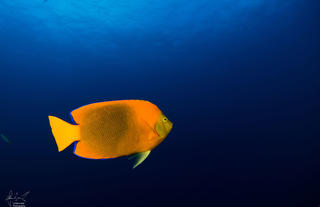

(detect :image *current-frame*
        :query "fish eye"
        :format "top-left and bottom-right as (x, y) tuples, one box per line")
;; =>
(163, 117), (168, 122)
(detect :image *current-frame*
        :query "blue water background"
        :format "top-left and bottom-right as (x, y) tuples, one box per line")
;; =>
(0, 0), (319, 206)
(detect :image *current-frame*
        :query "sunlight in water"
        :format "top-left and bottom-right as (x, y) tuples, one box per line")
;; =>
(0, 0), (295, 50)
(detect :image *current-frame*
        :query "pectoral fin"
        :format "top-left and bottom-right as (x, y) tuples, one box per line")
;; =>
(128, 151), (151, 169)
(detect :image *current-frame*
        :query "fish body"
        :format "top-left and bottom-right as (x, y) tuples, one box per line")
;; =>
(48, 100), (173, 168)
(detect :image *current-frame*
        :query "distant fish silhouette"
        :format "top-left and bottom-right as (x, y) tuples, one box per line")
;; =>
(1, 134), (10, 143)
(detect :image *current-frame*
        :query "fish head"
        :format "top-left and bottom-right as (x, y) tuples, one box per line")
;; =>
(155, 114), (173, 139)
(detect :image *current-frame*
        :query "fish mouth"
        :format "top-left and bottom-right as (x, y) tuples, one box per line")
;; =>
(169, 121), (173, 130)
(167, 121), (173, 133)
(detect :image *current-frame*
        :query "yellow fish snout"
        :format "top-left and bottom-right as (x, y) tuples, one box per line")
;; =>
(166, 119), (173, 133)
(156, 114), (173, 139)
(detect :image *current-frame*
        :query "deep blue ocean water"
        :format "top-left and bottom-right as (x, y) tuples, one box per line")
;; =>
(0, 0), (319, 206)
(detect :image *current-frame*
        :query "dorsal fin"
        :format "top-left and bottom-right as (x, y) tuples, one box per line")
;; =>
(128, 151), (151, 169)
(70, 101), (123, 124)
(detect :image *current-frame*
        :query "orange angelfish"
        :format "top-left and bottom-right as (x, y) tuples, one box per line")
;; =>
(48, 100), (173, 168)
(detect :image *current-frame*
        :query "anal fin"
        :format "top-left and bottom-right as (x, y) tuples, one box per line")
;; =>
(128, 151), (151, 169)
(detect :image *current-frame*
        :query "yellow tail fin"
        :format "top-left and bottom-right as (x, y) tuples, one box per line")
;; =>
(48, 116), (80, 152)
